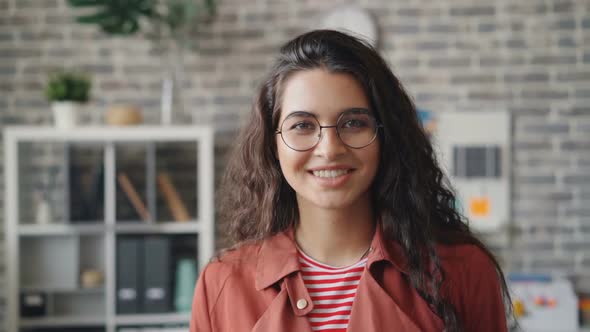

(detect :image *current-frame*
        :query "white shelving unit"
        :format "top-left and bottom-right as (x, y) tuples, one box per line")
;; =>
(4, 126), (215, 332)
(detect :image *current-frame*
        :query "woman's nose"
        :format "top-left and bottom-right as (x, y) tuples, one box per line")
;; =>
(314, 126), (347, 159)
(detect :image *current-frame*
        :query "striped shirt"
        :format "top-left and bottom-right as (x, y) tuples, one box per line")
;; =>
(297, 247), (368, 332)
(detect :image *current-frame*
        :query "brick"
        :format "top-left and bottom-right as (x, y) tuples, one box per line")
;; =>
(563, 175), (590, 184)
(515, 155), (570, 168)
(561, 140), (590, 151)
(531, 55), (577, 65)
(467, 90), (513, 100)
(505, 72), (549, 83)
(213, 96), (251, 106)
(521, 89), (569, 100)
(427, 23), (459, 33)
(123, 65), (162, 75)
(453, 41), (480, 51)
(0, 48), (41, 58)
(515, 205), (558, 218)
(429, 57), (471, 68)
(554, 18), (576, 30)
(20, 30), (64, 42)
(557, 71), (590, 82)
(383, 24), (420, 34)
(478, 23), (496, 32)
(16, 0), (58, 9)
(0, 32), (12, 42)
(0, 66), (15, 75)
(450, 74), (496, 84)
(510, 22), (525, 31)
(562, 240), (590, 252)
(560, 106), (590, 115)
(530, 256), (575, 272)
(509, 106), (550, 115)
(522, 123), (569, 134)
(558, 37), (577, 48)
(505, 2), (548, 15)
(15, 98), (47, 108)
(515, 175), (556, 185)
(80, 64), (114, 75)
(554, 1), (574, 12)
(414, 92), (460, 102)
(564, 207), (590, 217)
(506, 39), (527, 49)
(515, 240), (554, 252)
(219, 29), (264, 40)
(44, 14), (72, 25)
(480, 55), (526, 67)
(450, 6), (495, 16)
(395, 58), (420, 68)
(416, 41), (448, 51)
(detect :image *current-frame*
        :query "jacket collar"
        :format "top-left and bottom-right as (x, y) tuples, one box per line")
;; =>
(255, 223), (410, 290)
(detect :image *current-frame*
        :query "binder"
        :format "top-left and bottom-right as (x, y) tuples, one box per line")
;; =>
(142, 236), (171, 313)
(117, 237), (142, 314)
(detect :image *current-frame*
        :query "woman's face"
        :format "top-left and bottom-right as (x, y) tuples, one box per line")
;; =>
(276, 69), (380, 211)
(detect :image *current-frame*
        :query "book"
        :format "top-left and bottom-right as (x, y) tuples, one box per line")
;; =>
(142, 236), (171, 313)
(116, 237), (142, 314)
(118, 172), (151, 222)
(157, 172), (190, 222)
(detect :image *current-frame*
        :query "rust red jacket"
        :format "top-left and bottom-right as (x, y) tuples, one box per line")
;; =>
(190, 226), (507, 331)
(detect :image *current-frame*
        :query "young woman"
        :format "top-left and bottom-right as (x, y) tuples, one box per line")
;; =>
(190, 30), (511, 332)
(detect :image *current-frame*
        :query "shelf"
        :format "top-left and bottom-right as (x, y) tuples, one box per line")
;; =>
(5, 126), (215, 332)
(4, 125), (213, 142)
(115, 221), (201, 234)
(21, 286), (104, 294)
(20, 315), (106, 328)
(19, 223), (106, 236)
(115, 312), (190, 325)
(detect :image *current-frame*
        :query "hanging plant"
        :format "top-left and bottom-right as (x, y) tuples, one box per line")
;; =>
(67, 0), (158, 35)
(66, 0), (217, 47)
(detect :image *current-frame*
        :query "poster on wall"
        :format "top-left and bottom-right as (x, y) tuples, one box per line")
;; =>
(424, 110), (511, 232)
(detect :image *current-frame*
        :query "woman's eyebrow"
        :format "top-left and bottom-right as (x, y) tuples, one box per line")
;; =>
(285, 107), (370, 117)
(285, 110), (316, 117)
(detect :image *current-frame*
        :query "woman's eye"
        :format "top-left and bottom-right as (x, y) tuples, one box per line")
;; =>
(291, 121), (315, 131)
(342, 119), (368, 128)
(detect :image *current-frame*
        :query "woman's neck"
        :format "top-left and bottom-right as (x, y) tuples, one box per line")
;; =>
(294, 196), (376, 267)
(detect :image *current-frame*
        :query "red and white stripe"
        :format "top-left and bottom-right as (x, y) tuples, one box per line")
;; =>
(297, 248), (368, 332)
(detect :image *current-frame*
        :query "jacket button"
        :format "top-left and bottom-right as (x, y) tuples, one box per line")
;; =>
(296, 299), (308, 309)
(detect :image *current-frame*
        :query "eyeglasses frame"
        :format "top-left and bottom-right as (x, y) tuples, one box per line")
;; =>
(275, 110), (384, 152)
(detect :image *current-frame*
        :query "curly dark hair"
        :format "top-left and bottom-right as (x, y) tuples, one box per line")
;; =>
(219, 29), (512, 331)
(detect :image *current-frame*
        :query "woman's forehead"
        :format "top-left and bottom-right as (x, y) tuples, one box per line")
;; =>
(278, 69), (370, 121)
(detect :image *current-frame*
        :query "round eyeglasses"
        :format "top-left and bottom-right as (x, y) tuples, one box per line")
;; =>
(275, 108), (383, 151)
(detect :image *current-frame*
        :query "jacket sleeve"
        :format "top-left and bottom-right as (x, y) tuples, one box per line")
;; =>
(459, 247), (509, 332)
(189, 263), (215, 332)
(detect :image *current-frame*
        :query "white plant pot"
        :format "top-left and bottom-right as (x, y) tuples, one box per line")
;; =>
(52, 101), (80, 128)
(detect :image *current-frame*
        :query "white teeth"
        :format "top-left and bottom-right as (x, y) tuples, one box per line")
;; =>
(312, 169), (350, 178)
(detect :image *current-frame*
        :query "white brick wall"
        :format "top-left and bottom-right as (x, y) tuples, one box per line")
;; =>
(1, 0), (590, 328)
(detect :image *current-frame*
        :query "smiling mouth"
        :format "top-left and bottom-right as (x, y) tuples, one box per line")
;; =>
(309, 169), (353, 178)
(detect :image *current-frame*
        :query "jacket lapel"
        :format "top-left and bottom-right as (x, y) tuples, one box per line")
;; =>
(347, 270), (424, 332)
(251, 275), (314, 332)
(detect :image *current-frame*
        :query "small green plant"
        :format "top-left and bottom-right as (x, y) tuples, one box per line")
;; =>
(67, 0), (217, 50)
(45, 71), (91, 103)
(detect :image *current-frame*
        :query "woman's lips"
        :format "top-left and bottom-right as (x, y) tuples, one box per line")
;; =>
(308, 169), (354, 188)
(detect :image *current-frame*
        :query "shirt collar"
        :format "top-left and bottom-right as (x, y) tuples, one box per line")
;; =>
(255, 223), (410, 290)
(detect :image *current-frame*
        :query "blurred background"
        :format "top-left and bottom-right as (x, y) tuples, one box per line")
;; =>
(1, 0), (589, 331)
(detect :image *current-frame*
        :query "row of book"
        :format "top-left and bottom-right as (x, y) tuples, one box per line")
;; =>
(117, 236), (195, 313)
(118, 325), (188, 332)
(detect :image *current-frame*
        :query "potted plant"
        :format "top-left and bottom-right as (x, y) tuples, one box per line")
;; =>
(45, 71), (91, 128)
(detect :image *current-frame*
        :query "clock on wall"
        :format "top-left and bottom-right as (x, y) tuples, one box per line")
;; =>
(319, 5), (378, 48)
